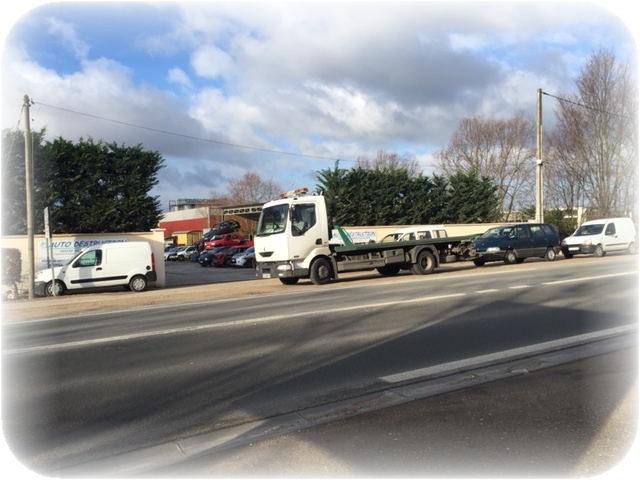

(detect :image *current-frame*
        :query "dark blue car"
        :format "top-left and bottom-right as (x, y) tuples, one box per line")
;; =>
(470, 223), (560, 266)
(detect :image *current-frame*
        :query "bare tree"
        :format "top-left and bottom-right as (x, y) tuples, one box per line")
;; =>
(435, 113), (536, 220)
(355, 150), (421, 178)
(547, 50), (638, 220)
(227, 171), (281, 204)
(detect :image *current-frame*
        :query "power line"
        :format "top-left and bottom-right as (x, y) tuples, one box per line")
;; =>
(542, 91), (633, 120)
(32, 101), (342, 162)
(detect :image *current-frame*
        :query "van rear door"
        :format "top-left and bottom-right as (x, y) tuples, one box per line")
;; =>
(602, 221), (627, 252)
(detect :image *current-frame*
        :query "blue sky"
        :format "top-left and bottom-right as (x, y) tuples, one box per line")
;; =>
(2, 1), (638, 211)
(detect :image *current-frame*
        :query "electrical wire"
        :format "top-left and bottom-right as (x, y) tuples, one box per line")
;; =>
(542, 91), (633, 121)
(33, 100), (342, 162)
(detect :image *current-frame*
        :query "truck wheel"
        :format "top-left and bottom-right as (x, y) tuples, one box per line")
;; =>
(377, 265), (400, 276)
(411, 250), (435, 275)
(310, 257), (332, 285)
(594, 245), (605, 257)
(45, 280), (65, 296)
(129, 275), (148, 292)
(473, 260), (485, 267)
(504, 250), (518, 265)
(280, 277), (299, 285)
(544, 248), (557, 261)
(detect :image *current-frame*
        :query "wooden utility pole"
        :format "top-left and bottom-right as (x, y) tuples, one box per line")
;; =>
(23, 94), (35, 299)
(535, 88), (544, 223)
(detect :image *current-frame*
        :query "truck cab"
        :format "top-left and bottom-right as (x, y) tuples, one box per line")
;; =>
(255, 188), (332, 283)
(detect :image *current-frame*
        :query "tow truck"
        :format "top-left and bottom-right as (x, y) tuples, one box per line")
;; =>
(254, 188), (479, 285)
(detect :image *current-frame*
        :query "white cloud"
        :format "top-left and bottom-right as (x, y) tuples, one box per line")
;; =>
(1, 1), (637, 210)
(46, 17), (90, 60)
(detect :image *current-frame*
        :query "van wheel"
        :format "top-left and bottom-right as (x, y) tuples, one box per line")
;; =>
(544, 248), (557, 261)
(411, 250), (435, 275)
(504, 250), (518, 265)
(45, 280), (65, 296)
(564, 252), (573, 259)
(594, 245), (605, 257)
(627, 242), (636, 254)
(310, 257), (332, 285)
(129, 275), (148, 292)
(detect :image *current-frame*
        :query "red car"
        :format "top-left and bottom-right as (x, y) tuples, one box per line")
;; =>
(204, 233), (246, 250)
(211, 245), (252, 267)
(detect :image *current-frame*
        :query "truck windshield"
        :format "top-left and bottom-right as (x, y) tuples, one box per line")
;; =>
(257, 204), (288, 236)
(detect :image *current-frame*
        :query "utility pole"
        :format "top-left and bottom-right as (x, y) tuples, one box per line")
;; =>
(23, 94), (35, 299)
(535, 88), (544, 223)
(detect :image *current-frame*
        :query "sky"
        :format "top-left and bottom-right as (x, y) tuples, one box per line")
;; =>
(1, 1), (638, 212)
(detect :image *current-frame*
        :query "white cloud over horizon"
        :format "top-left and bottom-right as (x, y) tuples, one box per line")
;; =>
(2, 1), (637, 211)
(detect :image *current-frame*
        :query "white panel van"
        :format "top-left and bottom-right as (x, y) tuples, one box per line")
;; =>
(34, 242), (157, 296)
(561, 218), (637, 258)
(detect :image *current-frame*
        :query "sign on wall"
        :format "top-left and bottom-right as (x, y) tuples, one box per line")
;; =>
(36, 238), (129, 269)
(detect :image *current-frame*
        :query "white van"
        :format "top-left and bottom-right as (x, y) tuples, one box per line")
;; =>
(35, 242), (157, 296)
(561, 217), (637, 258)
(380, 225), (448, 243)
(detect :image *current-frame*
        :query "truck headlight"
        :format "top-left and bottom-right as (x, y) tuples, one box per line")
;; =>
(277, 264), (292, 272)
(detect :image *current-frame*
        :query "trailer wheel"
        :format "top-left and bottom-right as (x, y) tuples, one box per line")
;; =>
(310, 257), (332, 285)
(411, 250), (435, 275)
(377, 265), (400, 276)
(279, 277), (299, 285)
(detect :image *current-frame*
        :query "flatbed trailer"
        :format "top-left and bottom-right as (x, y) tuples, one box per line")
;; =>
(328, 225), (477, 277)
(254, 188), (479, 285)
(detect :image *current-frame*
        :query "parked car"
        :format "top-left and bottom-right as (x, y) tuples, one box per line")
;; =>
(469, 223), (560, 266)
(211, 246), (251, 267)
(202, 220), (241, 240)
(204, 233), (246, 250)
(164, 246), (181, 261)
(561, 217), (637, 258)
(198, 246), (226, 267)
(34, 242), (156, 296)
(166, 245), (189, 261)
(175, 245), (197, 261)
(230, 246), (255, 268)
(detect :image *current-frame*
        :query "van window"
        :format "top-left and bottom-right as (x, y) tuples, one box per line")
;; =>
(530, 225), (545, 238)
(605, 223), (616, 235)
(512, 227), (529, 239)
(75, 250), (102, 267)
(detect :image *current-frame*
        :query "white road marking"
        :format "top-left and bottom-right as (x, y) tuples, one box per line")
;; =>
(380, 324), (638, 383)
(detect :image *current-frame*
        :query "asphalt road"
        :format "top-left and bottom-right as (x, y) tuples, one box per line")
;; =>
(2, 255), (638, 477)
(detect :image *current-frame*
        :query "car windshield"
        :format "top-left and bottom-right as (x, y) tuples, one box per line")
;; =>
(257, 204), (288, 236)
(479, 227), (513, 239)
(574, 224), (604, 236)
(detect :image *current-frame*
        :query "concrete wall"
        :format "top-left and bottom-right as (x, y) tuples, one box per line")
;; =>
(1, 229), (166, 295)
